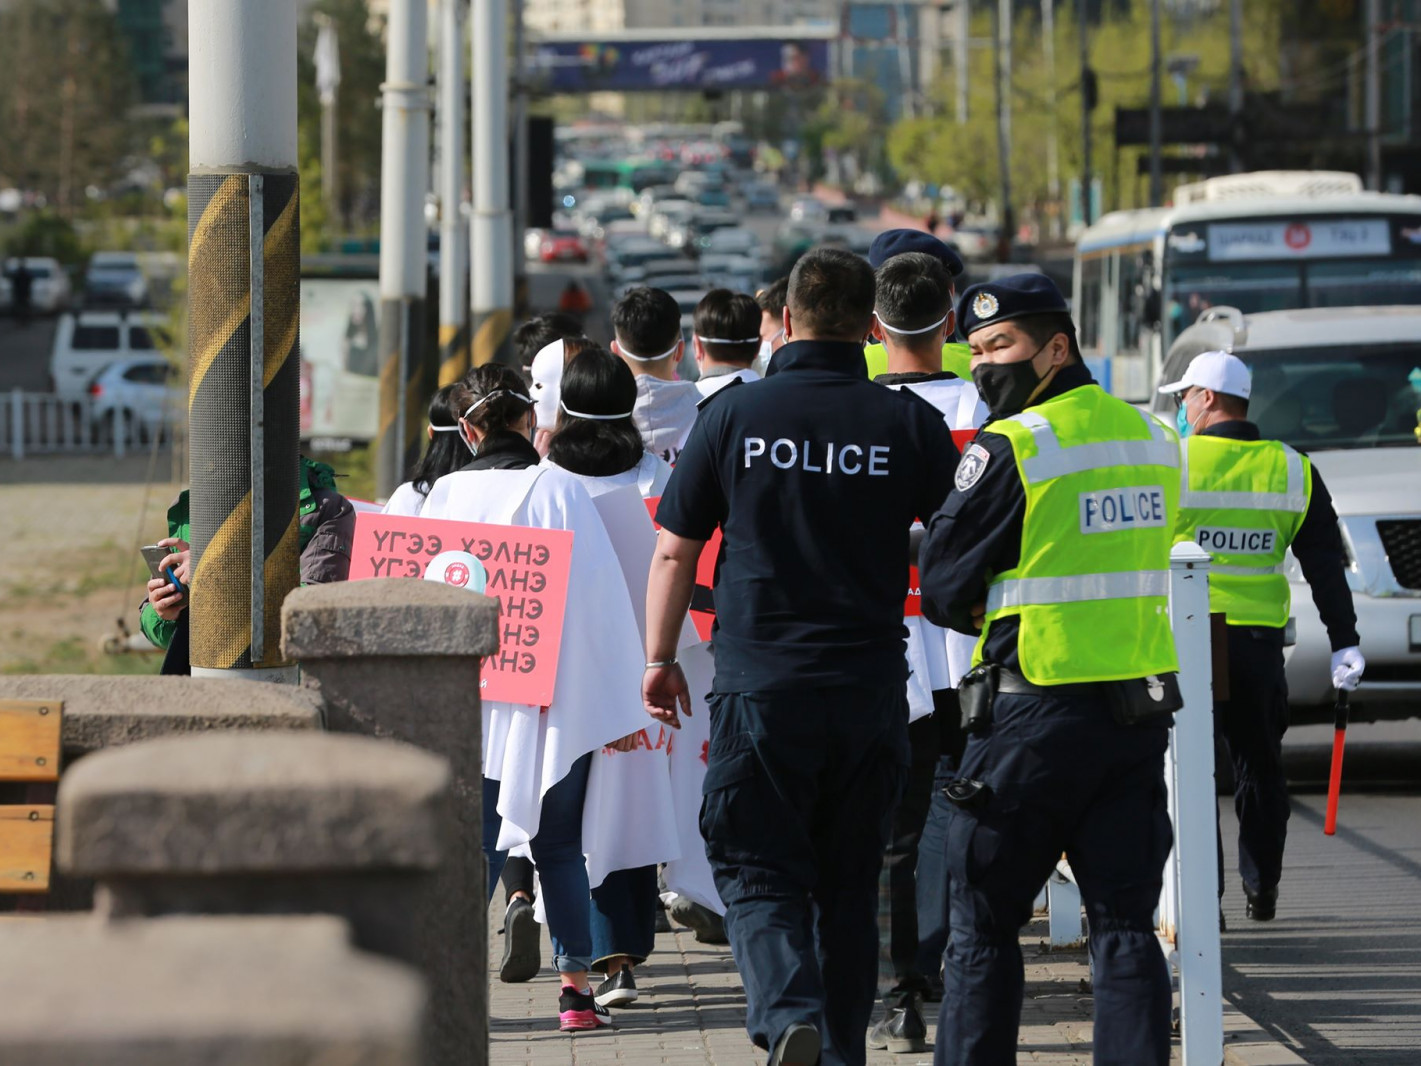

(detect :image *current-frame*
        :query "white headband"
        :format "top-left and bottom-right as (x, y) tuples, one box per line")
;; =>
(619, 340), (681, 363)
(462, 389), (532, 420)
(430, 424), (461, 433)
(696, 335), (761, 345)
(873, 311), (949, 336)
(560, 400), (634, 421)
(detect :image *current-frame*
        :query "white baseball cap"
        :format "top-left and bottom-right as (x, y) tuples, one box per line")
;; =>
(1158, 350), (1252, 400)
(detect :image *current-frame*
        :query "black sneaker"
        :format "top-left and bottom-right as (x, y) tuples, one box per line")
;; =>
(1245, 885), (1278, 922)
(770, 1021), (821, 1065)
(594, 968), (639, 1009)
(922, 975), (945, 1004)
(500, 897), (541, 983)
(866, 999), (928, 1054)
(654, 902), (673, 933)
(669, 897), (728, 944)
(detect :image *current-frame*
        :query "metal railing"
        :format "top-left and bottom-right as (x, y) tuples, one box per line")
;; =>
(4, 388), (177, 459)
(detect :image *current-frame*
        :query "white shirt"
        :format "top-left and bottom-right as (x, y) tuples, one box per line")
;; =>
(694, 366), (761, 398)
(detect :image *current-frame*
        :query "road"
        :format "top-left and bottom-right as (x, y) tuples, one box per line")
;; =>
(0, 315), (58, 391)
(1221, 719), (1421, 1065)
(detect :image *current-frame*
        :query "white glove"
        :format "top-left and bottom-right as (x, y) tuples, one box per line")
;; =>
(1331, 647), (1365, 691)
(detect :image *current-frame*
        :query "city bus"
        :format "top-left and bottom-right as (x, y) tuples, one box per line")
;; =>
(580, 158), (678, 195)
(1073, 171), (1421, 401)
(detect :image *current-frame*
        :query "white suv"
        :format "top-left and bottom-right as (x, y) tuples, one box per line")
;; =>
(49, 311), (173, 399)
(86, 356), (183, 442)
(1157, 306), (1421, 721)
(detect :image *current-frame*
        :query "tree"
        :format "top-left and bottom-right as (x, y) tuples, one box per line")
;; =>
(0, 0), (136, 216)
(296, 0), (389, 236)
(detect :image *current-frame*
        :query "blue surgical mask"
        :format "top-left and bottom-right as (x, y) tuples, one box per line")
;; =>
(1176, 403), (1191, 439)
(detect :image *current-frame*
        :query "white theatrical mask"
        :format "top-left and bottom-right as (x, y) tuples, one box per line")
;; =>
(529, 339), (565, 432)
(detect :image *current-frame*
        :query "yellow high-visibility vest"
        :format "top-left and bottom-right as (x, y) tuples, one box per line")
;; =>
(979, 385), (1182, 684)
(1174, 434), (1311, 628)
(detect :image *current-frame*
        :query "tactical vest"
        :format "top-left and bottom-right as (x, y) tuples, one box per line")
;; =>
(865, 340), (973, 381)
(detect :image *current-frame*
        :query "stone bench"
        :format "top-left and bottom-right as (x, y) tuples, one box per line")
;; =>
(0, 914), (424, 1065)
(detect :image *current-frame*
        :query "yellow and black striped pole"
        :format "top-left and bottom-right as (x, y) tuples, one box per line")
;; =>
(186, 0), (300, 680)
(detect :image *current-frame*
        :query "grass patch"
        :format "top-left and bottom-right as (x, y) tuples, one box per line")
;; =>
(1, 639), (162, 676)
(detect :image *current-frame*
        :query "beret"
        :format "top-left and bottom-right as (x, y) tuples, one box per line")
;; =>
(956, 273), (1070, 339)
(868, 228), (965, 277)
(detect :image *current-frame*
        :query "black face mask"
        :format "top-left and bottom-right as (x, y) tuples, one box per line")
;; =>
(971, 344), (1050, 418)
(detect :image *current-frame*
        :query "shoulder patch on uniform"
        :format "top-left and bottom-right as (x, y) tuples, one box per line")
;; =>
(695, 376), (744, 410)
(955, 443), (991, 491)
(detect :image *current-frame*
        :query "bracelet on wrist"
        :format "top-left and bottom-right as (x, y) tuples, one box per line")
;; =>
(645, 658), (678, 670)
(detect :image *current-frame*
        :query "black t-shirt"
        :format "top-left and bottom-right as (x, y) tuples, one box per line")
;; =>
(656, 339), (959, 692)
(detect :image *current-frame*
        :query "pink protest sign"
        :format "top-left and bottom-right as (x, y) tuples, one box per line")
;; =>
(349, 511), (574, 706)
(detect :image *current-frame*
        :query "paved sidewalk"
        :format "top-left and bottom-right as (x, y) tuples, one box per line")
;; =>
(487, 901), (1306, 1065)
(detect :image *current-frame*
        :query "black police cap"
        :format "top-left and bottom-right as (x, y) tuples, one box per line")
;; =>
(956, 273), (1070, 339)
(867, 229), (966, 278)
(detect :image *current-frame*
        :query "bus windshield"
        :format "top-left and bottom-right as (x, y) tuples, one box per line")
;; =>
(1163, 214), (1421, 348)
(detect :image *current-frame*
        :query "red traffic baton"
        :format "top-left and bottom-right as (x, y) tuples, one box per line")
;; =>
(1323, 689), (1350, 836)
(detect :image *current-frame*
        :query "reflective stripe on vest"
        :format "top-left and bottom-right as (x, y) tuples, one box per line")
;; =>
(986, 570), (1172, 612)
(1175, 434), (1311, 627)
(1012, 406), (1180, 482)
(979, 386), (1181, 685)
(1180, 439), (1307, 513)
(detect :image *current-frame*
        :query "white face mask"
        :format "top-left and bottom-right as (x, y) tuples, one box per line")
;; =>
(530, 340), (565, 431)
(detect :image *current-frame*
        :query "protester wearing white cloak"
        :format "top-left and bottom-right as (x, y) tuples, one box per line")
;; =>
(421, 464), (647, 849)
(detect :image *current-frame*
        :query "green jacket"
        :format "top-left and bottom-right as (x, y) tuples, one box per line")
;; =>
(140, 458), (353, 650)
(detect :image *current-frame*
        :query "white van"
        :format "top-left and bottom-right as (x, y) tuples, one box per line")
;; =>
(48, 310), (173, 399)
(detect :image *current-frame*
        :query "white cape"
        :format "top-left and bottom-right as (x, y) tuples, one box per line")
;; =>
(381, 481), (426, 517)
(891, 376), (988, 717)
(550, 461), (707, 891)
(421, 465), (648, 853)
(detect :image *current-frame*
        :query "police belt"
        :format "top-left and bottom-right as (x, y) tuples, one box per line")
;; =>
(995, 671), (1109, 700)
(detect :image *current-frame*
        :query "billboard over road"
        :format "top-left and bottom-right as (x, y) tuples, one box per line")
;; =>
(529, 38), (830, 93)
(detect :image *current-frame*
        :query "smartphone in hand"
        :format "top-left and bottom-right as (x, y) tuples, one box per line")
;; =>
(140, 544), (188, 598)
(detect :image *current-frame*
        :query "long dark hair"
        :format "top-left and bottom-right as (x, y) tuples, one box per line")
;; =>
(548, 344), (645, 478)
(452, 363), (534, 448)
(407, 383), (464, 497)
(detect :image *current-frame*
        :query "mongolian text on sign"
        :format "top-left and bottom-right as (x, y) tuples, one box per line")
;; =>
(349, 512), (574, 706)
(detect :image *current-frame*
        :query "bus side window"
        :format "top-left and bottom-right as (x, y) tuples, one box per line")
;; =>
(1078, 257), (1103, 351)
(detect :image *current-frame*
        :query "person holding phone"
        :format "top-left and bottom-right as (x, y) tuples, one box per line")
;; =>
(139, 456), (356, 672)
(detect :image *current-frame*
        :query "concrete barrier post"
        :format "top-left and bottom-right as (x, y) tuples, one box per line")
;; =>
(0, 915), (425, 1065)
(56, 732), (451, 1056)
(282, 578), (500, 1066)
(1165, 541), (1224, 1065)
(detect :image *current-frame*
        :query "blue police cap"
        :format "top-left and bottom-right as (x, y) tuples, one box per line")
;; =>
(956, 273), (1070, 339)
(867, 229), (965, 277)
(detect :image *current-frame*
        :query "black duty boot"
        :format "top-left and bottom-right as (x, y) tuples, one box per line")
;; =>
(866, 997), (928, 1054)
(1245, 884), (1278, 922)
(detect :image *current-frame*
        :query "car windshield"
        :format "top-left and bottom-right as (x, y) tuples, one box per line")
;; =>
(1237, 344), (1421, 450)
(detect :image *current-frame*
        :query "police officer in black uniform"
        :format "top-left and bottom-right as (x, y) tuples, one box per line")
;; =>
(643, 248), (959, 1066)
(919, 275), (1179, 1066)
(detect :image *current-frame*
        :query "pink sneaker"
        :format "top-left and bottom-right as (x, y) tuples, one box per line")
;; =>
(558, 985), (610, 1031)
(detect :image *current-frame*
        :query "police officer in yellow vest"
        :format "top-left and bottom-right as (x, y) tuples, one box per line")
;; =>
(864, 229), (973, 381)
(919, 275), (1181, 1066)
(1160, 351), (1363, 923)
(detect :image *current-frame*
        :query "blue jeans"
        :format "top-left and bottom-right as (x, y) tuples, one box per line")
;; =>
(590, 864), (659, 971)
(701, 684), (909, 1066)
(484, 752), (594, 974)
